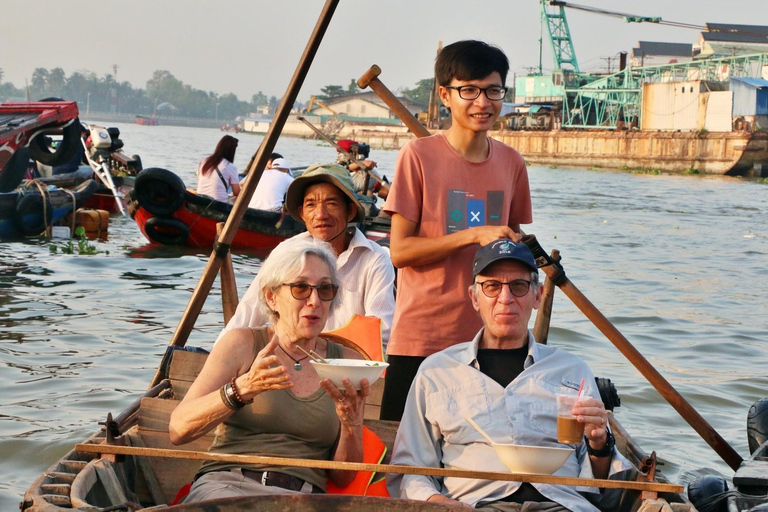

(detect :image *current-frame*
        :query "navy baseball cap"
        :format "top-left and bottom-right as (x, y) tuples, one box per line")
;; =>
(472, 239), (538, 277)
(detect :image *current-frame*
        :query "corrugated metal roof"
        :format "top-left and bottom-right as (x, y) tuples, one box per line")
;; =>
(635, 41), (692, 57)
(706, 23), (768, 36)
(702, 23), (768, 44)
(701, 32), (768, 44)
(731, 77), (768, 89)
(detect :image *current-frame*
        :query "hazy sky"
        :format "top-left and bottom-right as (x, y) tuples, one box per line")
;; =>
(2, 0), (764, 102)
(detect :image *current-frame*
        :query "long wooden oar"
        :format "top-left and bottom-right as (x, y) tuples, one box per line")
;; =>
(357, 65), (431, 138)
(523, 235), (744, 471)
(148, 0), (340, 389)
(74, 443), (683, 493)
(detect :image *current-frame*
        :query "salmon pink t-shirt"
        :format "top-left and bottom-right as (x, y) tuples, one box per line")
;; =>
(383, 134), (532, 357)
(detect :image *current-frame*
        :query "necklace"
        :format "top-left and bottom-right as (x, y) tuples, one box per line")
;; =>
(277, 343), (310, 371)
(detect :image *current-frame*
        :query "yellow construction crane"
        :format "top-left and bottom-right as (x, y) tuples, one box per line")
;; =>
(306, 96), (339, 115)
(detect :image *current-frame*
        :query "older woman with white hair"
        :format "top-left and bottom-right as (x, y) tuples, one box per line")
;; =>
(169, 237), (370, 501)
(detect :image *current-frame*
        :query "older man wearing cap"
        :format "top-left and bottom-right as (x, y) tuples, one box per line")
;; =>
(217, 163), (395, 347)
(388, 239), (630, 511)
(248, 157), (294, 211)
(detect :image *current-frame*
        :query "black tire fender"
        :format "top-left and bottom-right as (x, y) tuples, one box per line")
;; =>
(28, 119), (83, 166)
(14, 191), (53, 236)
(134, 168), (185, 216)
(0, 147), (31, 193)
(144, 216), (189, 245)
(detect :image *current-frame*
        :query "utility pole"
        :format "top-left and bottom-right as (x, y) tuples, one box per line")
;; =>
(601, 56), (614, 74)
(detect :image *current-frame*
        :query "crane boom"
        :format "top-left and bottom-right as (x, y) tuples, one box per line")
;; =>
(542, 0), (579, 73)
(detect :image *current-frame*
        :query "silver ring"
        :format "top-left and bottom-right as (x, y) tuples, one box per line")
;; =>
(337, 396), (345, 402)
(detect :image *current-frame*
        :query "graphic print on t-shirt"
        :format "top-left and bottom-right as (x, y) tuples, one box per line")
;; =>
(446, 190), (505, 233)
(467, 199), (485, 227)
(446, 189), (467, 233)
(486, 190), (504, 226)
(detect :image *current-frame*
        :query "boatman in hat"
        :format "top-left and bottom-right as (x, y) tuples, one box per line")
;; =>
(336, 139), (390, 202)
(388, 239), (631, 511)
(216, 163), (395, 348)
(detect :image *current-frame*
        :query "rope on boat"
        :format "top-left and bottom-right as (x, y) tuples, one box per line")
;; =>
(61, 188), (77, 235)
(29, 180), (51, 237)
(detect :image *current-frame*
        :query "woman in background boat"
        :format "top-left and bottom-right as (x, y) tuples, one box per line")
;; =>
(196, 135), (241, 202)
(169, 237), (370, 501)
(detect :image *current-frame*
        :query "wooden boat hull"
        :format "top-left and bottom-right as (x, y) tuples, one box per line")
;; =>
(167, 494), (465, 510)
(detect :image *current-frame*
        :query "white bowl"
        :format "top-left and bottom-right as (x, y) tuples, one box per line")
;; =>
(310, 359), (389, 390)
(492, 443), (573, 475)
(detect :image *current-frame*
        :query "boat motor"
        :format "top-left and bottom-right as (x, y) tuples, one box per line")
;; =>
(89, 126), (112, 150)
(747, 398), (768, 454)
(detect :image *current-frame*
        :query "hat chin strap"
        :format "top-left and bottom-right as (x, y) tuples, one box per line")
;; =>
(325, 225), (350, 243)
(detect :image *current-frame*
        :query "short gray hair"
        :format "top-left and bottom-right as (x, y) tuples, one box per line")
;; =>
(257, 237), (340, 322)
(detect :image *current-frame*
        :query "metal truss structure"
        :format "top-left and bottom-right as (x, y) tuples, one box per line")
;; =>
(540, 1), (768, 129)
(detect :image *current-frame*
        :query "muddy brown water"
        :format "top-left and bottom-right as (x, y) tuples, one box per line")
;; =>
(2, 124), (768, 509)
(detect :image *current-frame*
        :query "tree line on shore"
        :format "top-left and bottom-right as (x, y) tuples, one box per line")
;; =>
(0, 67), (281, 121)
(0, 67), (436, 120)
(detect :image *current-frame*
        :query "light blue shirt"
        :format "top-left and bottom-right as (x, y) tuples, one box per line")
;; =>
(387, 329), (632, 511)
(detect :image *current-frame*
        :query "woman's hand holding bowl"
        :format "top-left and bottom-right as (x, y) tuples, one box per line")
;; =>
(321, 377), (370, 436)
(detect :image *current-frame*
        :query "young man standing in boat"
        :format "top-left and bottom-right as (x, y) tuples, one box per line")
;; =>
(215, 163), (395, 349)
(388, 240), (631, 511)
(380, 40), (532, 421)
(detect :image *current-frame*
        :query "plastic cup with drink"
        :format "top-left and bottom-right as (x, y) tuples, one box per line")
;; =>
(556, 379), (587, 444)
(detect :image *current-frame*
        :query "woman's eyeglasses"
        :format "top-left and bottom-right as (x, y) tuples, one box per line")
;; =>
(477, 279), (531, 298)
(281, 282), (339, 301)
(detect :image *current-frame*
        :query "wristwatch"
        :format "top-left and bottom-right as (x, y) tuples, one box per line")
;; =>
(586, 431), (615, 457)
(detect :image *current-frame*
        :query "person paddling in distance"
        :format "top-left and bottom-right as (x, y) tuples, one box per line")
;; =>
(381, 40), (533, 421)
(388, 240), (631, 511)
(169, 238), (369, 501)
(216, 163), (395, 350)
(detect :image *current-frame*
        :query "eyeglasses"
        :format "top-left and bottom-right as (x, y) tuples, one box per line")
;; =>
(477, 279), (532, 298)
(281, 282), (339, 301)
(445, 85), (507, 101)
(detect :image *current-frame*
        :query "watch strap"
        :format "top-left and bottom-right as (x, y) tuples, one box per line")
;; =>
(586, 431), (615, 457)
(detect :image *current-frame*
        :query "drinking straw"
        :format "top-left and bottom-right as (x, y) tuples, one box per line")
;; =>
(577, 379), (585, 397)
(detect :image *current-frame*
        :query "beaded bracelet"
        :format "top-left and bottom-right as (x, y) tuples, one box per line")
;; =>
(230, 377), (253, 405)
(220, 383), (239, 410)
(224, 381), (245, 409)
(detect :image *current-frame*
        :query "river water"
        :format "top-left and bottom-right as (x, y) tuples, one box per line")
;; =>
(2, 124), (767, 509)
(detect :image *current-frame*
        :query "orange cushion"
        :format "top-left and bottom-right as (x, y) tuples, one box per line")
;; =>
(324, 314), (384, 363)
(326, 426), (388, 496)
